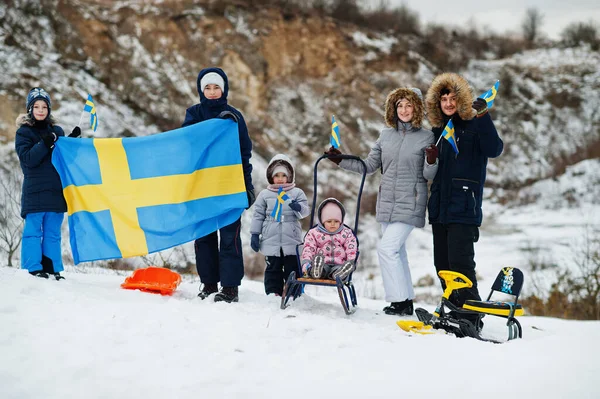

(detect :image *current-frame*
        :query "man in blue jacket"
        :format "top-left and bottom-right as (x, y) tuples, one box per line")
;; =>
(425, 73), (503, 319)
(182, 67), (254, 303)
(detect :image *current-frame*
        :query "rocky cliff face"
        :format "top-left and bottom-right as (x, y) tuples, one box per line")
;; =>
(1, 0), (598, 233)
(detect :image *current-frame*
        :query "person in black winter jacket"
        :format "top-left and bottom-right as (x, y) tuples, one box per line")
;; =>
(424, 73), (503, 315)
(182, 67), (254, 303)
(15, 87), (81, 280)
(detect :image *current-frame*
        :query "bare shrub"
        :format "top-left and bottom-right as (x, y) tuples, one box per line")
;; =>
(139, 246), (196, 274)
(330, 0), (363, 26)
(363, 0), (420, 35)
(521, 227), (600, 320)
(0, 168), (23, 267)
(561, 20), (599, 51)
(522, 8), (543, 45)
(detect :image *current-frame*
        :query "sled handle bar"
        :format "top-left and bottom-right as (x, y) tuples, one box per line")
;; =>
(310, 154), (367, 236)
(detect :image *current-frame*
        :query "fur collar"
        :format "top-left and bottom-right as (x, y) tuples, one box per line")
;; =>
(425, 73), (476, 128)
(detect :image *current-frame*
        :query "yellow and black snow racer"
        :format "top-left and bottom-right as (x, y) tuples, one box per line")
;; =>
(397, 267), (525, 343)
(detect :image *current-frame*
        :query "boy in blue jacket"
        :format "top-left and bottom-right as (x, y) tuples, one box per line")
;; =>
(182, 67), (254, 303)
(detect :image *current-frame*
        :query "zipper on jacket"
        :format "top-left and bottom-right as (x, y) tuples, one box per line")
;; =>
(390, 130), (406, 222)
(471, 191), (476, 215)
(330, 234), (336, 264)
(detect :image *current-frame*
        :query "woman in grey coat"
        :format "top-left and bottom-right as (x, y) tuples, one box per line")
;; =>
(250, 154), (310, 296)
(326, 87), (438, 315)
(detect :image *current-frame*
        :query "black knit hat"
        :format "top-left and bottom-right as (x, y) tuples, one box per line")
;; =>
(26, 87), (52, 114)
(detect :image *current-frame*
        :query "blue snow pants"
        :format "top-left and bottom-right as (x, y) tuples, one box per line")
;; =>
(21, 212), (64, 273)
(194, 217), (244, 287)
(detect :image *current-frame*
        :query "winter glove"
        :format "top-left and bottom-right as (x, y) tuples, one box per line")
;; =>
(217, 110), (239, 123)
(425, 144), (438, 164)
(324, 146), (342, 165)
(68, 126), (81, 138)
(288, 200), (301, 212)
(472, 98), (488, 117)
(246, 189), (256, 209)
(250, 234), (260, 252)
(41, 132), (57, 149)
(302, 262), (311, 277)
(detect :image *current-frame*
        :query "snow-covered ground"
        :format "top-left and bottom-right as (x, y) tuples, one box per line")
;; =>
(1, 264), (599, 399)
(2, 193), (599, 398)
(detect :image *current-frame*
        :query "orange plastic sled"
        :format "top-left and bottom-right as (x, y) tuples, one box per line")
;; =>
(121, 267), (182, 295)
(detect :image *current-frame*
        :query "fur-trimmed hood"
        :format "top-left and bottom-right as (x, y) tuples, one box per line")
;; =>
(15, 113), (56, 127)
(425, 73), (476, 128)
(266, 154), (295, 184)
(384, 87), (424, 129)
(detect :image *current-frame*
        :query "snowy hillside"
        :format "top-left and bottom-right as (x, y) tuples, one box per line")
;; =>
(2, 265), (599, 399)
(0, 0), (598, 314)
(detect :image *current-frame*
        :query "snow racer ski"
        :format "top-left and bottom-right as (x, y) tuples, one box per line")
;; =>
(397, 267), (525, 343)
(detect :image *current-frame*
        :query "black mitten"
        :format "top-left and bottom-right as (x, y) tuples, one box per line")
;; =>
(217, 110), (239, 123)
(250, 234), (260, 252)
(69, 126), (81, 138)
(41, 132), (57, 149)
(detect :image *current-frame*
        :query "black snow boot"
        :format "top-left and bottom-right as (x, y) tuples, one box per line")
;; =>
(214, 286), (239, 303)
(53, 273), (65, 281)
(198, 283), (218, 300)
(383, 300), (414, 316)
(29, 270), (49, 279)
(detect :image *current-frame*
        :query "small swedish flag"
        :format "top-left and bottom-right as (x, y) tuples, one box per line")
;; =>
(330, 115), (340, 149)
(442, 119), (459, 154)
(270, 187), (289, 222)
(83, 94), (98, 132)
(480, 80), (500, 109)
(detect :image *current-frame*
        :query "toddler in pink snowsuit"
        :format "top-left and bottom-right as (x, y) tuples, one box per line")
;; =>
(300, 198), (357, 281)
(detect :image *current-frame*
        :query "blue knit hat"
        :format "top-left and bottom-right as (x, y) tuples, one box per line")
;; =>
(26, 87), (51, 114)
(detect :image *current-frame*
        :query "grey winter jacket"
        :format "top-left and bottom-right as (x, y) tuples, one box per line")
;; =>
(250, 154), (310, 256)
(340, 123), (437, 227)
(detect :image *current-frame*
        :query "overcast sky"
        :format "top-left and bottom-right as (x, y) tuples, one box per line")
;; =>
(374, 0), (600, 39)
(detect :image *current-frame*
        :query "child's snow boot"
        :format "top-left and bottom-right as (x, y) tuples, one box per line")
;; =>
(332, 261), (354, 281)
(214, 286), (239, 303)
(198, 283), (218, 300)
(311, 255), (324, 279)
(29, 270), (49, 279)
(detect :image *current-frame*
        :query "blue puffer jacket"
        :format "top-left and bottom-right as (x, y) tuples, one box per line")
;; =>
(182, 67), (254, 190)
(427, 113), (503, 226)
(15, 118), (67, 218)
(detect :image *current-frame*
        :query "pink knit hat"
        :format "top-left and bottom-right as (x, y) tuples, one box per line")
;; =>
(320, 202), (343, 224)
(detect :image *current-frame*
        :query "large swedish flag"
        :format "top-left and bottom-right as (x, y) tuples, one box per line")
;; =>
(52, 119), (247, 264)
